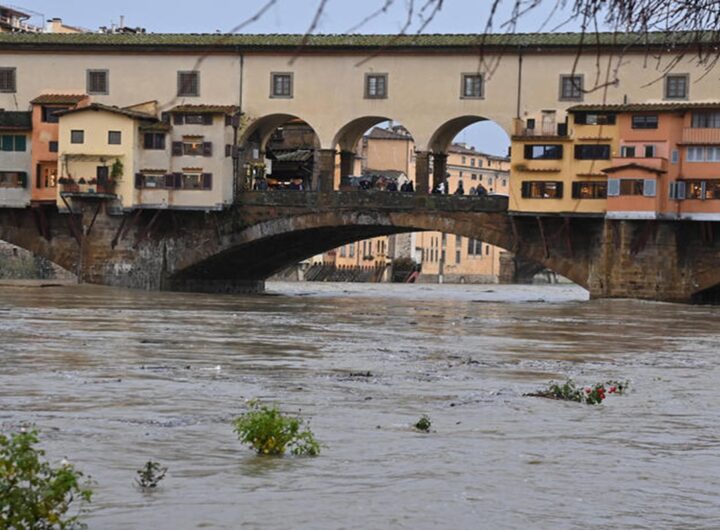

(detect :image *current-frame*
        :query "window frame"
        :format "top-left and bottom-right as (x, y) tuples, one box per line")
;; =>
(520, 180), (564, 199)
(177, 70), (200, 98)
(524, 144), (564, 160)
(270, 72), (293, 99)
(86, 69), (109, 95)
(572, 181), (607, 199)
(460, 73), (484, 99)
(0, 67), (16, 93)
(364, 73), (388, 99)
(574, 144), (611, 160)
(143, 132), (166, 150)
(559, 74), (584, 101)
(631, 114), (659, 129)
(108, 130), (122, 145)
(70, 130), (85, 145)
(664, 74), (689, 100)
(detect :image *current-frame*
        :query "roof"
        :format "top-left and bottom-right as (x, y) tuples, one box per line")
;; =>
(449, 142), (509, 160)
(366, 127), (413, 141)
(0, 31), (713, 52)
(139, 121), (172, 132)
(171, 104), (240, 114)
(0, 111), (31, 130)
(30, 94), (88, 105)
(0, 5), (31, 18)
(55, 103), (157, 121)
(602, 162), (666, 174)
(568, 102), (720, 113)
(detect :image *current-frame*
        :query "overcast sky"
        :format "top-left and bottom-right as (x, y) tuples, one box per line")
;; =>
(14, 0), (585, 156)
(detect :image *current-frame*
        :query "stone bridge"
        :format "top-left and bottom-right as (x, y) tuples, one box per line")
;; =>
(0, 192), (719, 303)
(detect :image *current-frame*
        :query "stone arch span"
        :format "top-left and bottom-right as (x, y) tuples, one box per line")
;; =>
(428, 115), (511, 154)
(239, 113), (321, 152)
(332, 116), (415, 152)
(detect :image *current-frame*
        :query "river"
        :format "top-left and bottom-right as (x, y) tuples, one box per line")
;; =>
(1, 281), (720, 529)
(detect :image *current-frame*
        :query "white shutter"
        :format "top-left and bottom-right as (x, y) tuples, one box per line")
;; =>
(607, 178), (620, 196)
(643, 179), (657, 197)
(676, 181), (686, 200)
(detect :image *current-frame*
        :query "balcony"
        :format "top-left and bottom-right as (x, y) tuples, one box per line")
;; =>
(512, 119), (569, 139)
(0, 15), (43, 33)
(682, 128), (720, 145)
(610, 156), (668, 172)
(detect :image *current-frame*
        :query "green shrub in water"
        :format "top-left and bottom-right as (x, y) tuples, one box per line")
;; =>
(0, 429), (93, 529)
(414, 415), (432, 432)
(233, 401), (321, 456)
(135, 461), (167, 490)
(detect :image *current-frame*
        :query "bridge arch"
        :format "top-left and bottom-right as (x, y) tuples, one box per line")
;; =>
(428, 115), (510, 154)
(239, 113), (321, 153)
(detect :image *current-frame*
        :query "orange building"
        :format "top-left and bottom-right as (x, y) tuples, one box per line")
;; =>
(29, 94), (89, 204)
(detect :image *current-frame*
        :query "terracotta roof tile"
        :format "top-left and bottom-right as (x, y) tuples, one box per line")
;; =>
(55, 103), (157, 121)
(568, 102), (720, 113)
(30, 94), (88, 105)
(0, 111), (31, 130)
(170, 104), (240, 114)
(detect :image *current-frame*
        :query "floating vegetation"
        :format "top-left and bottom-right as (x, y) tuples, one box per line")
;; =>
(414, 415), (432, 432)
(135, 461), (167, 490)
(233, 401), (321, 456)
(527, 379), (630, 405)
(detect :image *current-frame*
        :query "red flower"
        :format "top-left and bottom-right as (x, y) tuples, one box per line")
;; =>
(609, 386), (617, 393)
(585, 387), (592, 393)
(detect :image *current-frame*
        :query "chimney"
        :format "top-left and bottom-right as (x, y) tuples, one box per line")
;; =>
(119, 15), (125, 29)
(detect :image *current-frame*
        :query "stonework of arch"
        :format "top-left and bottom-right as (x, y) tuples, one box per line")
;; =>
(239, 113), (321, 153)
(428, 115), (511, 154)
(332, 116), (412, 152)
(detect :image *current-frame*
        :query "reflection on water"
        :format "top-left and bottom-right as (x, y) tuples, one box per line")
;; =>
(2, 281), (720, 529)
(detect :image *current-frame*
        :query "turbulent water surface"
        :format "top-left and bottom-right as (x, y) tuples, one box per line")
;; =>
(2, 281), (720, 529)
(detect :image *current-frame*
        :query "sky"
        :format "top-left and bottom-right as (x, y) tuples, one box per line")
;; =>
(12, 0), (585, 156)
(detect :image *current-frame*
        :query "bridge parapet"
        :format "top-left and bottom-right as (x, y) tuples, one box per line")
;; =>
(234, 190), (508, 213)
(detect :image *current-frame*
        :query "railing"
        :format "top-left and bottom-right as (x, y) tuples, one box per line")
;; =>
(682, 127), (720, 145)
(0, 15), (43, 33)
(512, 119), (568, 138)
(235, 190), (509, 213)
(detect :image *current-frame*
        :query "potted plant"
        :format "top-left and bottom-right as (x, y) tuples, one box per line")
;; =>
(88, 178), (97, 194)
(62, 177), (79, 193)
(78, 177), (87, 193)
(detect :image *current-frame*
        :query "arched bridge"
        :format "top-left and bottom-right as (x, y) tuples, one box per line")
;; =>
(0, 193), (718, 303)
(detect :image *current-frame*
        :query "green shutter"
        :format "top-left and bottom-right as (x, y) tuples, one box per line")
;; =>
(0, 135), (12, 151)
(14, 135), (26, 152)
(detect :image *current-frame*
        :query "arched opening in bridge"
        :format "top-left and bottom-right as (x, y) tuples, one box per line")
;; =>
(332, 116), (417, 193)
(239, 114), (321, 191)
(0, 240), (75, 282)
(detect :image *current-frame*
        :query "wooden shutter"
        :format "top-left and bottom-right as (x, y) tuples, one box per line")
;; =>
(171, 142), (183, 156)
(134, 173), (144, 189)
(173, 113), (184, 125)
(164, 174), (175, 188)
(225, 114), (232, 126)
(556, 182), (564, 198)
(143, 133), (153, 150)
(225, 144), (231, 157)
(521, 181), (531, 198)
(643, 179), (657, 197)
(607, 178), (620, 196)
(571, 182), (580, 199)
(202, 173), (213, 189)
(202, 142), (213, 157)
(203, 114), (213, 125)
(524, 145), (534, 159)
(18, 171), (27, 188)
(173, 173), (183, 189)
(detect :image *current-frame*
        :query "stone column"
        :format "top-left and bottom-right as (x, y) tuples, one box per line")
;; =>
(432, 153), (448, 193)
(415, 151), (430, 194)
(339, 150), (355, 179)
(313, 149), (336, 192)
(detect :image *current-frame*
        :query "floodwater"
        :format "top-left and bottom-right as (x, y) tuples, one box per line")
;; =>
(2, 281), (720, 529)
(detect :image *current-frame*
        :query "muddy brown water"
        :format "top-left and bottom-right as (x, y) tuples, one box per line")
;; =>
(2, 281), (720, 529)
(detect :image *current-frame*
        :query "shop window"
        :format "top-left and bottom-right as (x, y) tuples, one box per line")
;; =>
(524, 144), (563, 160)
(574, 144), (610, 160)
(521, 181), (563, 198)
(271, 73), (293, 98)
(572, 181), (607, 199)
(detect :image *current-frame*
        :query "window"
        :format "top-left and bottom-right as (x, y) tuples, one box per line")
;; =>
(0, 171), (25, 188)
(143, 133), (166, 150)
(461, 74), (483, 98)
(572, 181), (607, 199)
(574, 144), (611, 160)
(87, 69), (108, 95)
(41, 106), (67, 123)
(467, 239), (483, 256)
(631, 115), (659, 129)
(340, 246), (346, 258)
(173, 138), (212, 157)
(620, 145), (636, 158)
(49, 141), (58, 153)
(365, 74), (388, 99)
(184, 114), (207, 125)
(0, 67), (16, 93)
(70, 130), (84, 144)
(691, 112), (720, 128)
(179, 172), (212, 190)
(524, 144), (563, 160)
(177, 71), (200, 97)
(349, 243), (355, 258)
(137, 172), (168, 189)
(471, 173), (477, 180)
(108, 131), (122, 145)
(271, 73), (293, 98)
(687, 146), (720, 162)
(0, 135), (26, 152)
(664, 74), (688, 100)
(685, 180), (720, 200)
(613, 179), (648, 196)
(671, 149), (679, 164)
(520, 181), (563, 198)
(470, 159), (476, 167)
(559, 74), (583, 101)
(644, 145), (656, 158)
(574, 112), (616, 125)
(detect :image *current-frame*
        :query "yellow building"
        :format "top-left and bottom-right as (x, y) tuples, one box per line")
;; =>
(509, 110), (619, 215)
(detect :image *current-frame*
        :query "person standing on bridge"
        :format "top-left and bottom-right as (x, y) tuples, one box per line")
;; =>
(455, 180), (465, 195)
